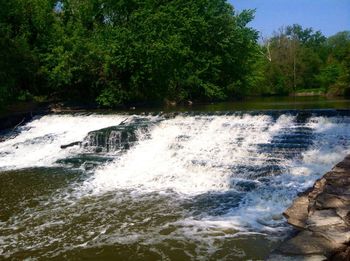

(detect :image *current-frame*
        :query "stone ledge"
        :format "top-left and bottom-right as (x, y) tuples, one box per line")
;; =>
(270, 155), (350, 261)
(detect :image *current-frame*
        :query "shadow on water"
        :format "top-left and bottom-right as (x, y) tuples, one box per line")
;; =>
(127, 96), (350, 113)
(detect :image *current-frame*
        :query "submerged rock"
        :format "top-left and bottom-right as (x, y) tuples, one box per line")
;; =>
(81, 117), (152, 153)
(57, 117), (160, 170)
(82, 126), (137, 152)
(60, 141), (82, 149)
(56, 154), (114, 170)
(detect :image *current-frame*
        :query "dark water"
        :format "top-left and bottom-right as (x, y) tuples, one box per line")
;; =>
(130, 96), (350, 113)
(0, 98), (350, 260)
(0, 168), (276, 260)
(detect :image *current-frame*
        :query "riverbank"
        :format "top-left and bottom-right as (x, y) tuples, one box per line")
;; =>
(270, 155), (350, 260)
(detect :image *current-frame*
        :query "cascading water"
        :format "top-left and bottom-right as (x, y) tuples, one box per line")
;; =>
(0, 114), (129, 170)
(0, 110), (350, 260)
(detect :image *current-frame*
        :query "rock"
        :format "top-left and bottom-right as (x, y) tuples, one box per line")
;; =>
(268, 254), (327, 261)
(279, 231), (345, 256)
(332, 159), (350, 173)
(325, 172), (350, 188)
(284, 195), (309, 229)
(275, 155), (350, 260)
(336, 208), (350, 221)
(81, 117), (156, 153)
(306, 209), (345, 227)
(319, 225), (350, 245)
(321, 170), (350, 205)
(330, 247), (350, 261)
(82, 125), (139, 152)
(60, 141), (82, 149)
(315, 194), (348, 209)
(310, 225), (350, 245)
(309, 178), (327, 201)
(325, 185), (350, 197)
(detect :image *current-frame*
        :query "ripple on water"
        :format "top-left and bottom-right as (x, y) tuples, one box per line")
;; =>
(0, 112), (350, 259)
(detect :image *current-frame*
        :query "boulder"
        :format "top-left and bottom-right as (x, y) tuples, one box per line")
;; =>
(80, 117), (157, 153)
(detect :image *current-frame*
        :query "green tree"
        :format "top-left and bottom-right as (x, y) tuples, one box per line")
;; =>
(0, 0), (56, 105)
(260, 24), (328, 95)
(323, 31), (350, 96)
(39, 0), (259, 106)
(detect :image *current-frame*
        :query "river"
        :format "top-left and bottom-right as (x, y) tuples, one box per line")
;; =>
(0, 97), (350, 260)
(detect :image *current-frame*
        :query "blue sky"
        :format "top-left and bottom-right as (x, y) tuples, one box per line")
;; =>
(229, 0), (350, 37)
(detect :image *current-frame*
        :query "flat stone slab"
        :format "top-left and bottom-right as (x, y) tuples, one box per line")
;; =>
(284, 195), (309, 229)
(310, 225), (350, 245)
(336, 208), (350, 220)
(279, 231), (344, 256)
(268, 254), (327, 261)
(306, 209), (345, 227)
(315, 193), (348, 209)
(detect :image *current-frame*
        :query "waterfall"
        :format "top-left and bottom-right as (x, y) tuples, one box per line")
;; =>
(0, 110), (350, 259)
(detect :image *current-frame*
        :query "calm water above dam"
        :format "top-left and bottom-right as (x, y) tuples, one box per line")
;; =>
(1, 98), (350, 260)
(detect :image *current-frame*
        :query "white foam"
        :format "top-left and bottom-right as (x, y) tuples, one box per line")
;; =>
(82, 114), (350, 234)
(86, 114), (284, 195)
(1, 113), (350, 236)
(0, 114), (128, 170)
(181, 116), (350, 234)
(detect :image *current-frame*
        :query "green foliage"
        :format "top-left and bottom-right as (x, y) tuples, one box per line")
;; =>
(0, 0), (55, 105)
(257, 25), (350, 96)
(0, 0), (259, 106)
(1, 2), (349, 107)
(315, 64), (341, 89)
(324, 32), (350, 96)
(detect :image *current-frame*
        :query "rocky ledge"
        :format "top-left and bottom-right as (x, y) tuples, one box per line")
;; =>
(270, 155), (350, 261)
